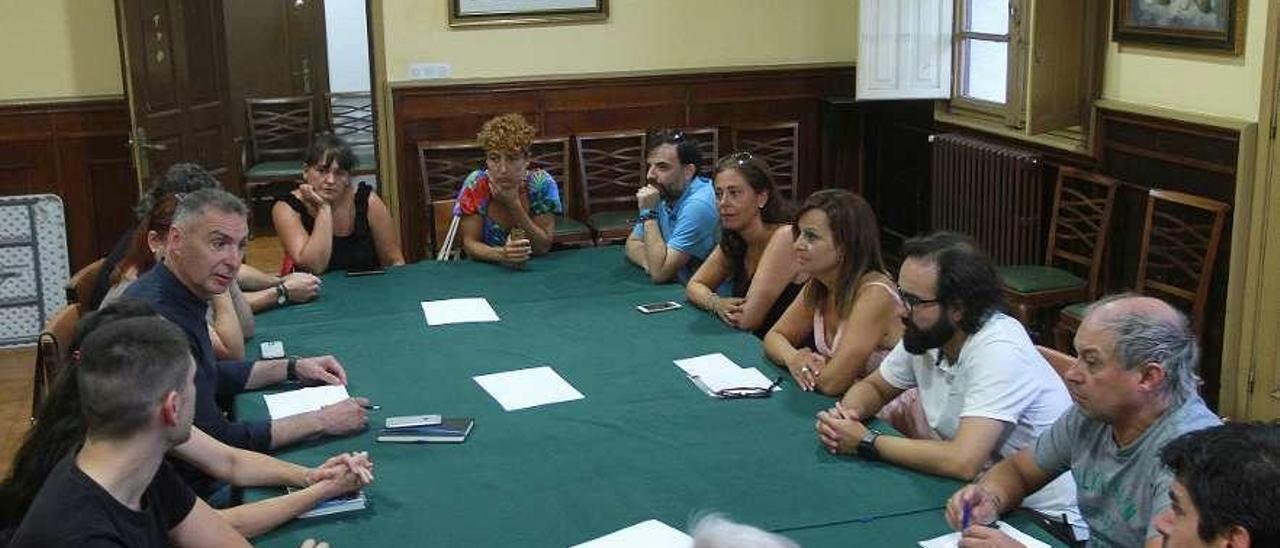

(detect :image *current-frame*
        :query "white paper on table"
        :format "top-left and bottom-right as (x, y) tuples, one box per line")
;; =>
(569, 519), (693, 548)
(264, 385), (351, 419)
(473, 366), (585, 411)
(421, 298), (500, 326)
(693, 366), (780, 395)
(918, 521), (1051, 548)
(673, 353), (742, 377)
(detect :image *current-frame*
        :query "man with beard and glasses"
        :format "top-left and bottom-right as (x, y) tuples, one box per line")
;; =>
(814, 232), (1086, 541)
(625, 129), (720, 284)
(942, 295), (1220, 548)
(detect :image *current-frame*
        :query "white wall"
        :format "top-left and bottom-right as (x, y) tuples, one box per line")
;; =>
(325, 0), (371, 93)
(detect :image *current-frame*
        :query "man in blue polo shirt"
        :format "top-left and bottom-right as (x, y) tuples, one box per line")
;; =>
(625, 129), (719, 284)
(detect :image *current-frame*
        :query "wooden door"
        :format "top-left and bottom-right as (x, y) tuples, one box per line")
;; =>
(117, 0), (236, 186)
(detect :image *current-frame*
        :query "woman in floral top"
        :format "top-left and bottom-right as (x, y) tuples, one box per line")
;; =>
(454, 113), (562, 266)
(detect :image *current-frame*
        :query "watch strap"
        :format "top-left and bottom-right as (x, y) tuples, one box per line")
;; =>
(857, 428), (882, 460)
(286, 355), (299, 381)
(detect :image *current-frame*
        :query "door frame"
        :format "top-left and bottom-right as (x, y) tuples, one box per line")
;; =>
(1232, 0), (1280, 420)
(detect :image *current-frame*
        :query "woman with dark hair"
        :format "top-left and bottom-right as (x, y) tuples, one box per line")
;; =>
(685, 152), (806, 337)
(0, 300), (373, 540)
(763, 189), (904, 396)
(273, 133), (405, 274)
(100, 193), (251, 360)
(454, 112), (562, 266)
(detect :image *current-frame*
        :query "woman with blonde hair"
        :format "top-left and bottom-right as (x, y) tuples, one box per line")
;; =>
(454, 113), (562, 266)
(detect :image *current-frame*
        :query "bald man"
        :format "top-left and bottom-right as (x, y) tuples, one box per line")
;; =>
(941, 295), (1221, 548)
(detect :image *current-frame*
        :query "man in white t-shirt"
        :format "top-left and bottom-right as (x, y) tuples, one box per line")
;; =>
(815, 232), (1085, 539)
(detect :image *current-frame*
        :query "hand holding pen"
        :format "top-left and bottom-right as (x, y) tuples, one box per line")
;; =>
(945, 483), (1001, 531)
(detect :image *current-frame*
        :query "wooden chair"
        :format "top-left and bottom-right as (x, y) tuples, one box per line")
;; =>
(32, 303), (80, 421)
(243, 96), (315, 233)
(575, 130), (648, 244)
(64, 257), (105, 305)
(731, 122), (800, 201)
(683, 127), (720, 178)
(997, 167), (1117, 330)
(417, 140), (486, 257)
(529, 137), (592, 248)
(326, 91), (376, 175)
(1052, 189), (1230, 350)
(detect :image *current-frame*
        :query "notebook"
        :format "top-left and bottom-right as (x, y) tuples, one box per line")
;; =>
(376, 417), (475, 443)
(287, 489), (367, 519)
(918, 521), (1051, 548)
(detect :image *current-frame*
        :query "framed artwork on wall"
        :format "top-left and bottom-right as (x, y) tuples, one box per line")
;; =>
(1113, 0), (1246, 54)
(449, 0), (609, 28)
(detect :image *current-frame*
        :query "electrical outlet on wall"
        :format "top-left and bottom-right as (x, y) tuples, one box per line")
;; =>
(409, 63), (452, 79)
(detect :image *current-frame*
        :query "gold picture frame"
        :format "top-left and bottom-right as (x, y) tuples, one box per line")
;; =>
(1113, 0), (1247, 54)
(449, 0), (609, 28)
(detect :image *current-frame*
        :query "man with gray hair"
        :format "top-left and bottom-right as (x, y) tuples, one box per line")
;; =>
(125, 189), (368, 499)
(942, 295), (1220, 547)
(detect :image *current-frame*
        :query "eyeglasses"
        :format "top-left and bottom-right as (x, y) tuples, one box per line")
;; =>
(715, 375), (785, 399)
(897, 288), (941, 314)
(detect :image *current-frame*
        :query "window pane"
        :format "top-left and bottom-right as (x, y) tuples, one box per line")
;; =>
(965, 0), (1009, 35)
(963, 39), (1007, 104)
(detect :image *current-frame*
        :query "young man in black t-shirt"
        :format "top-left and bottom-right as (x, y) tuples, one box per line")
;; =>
(9, 316), (328, 548)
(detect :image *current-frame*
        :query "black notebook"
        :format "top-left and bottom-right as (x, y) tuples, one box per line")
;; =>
(376, 417), (474, 443)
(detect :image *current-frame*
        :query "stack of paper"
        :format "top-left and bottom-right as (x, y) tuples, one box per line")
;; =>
(288, 489), (367, 519)
(570, 519), (692, 548)
(673, 353), (780, 397)
(421, 297), (500, 326)
(918, 521), (1051, 548)
(473, 366), (585, 411)
(264, 385), (351, 419)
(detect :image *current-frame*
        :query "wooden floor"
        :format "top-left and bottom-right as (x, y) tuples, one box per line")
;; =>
(0, 236), (285, 478)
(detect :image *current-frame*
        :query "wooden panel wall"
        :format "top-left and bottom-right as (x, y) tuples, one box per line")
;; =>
(392, 65), (857, 261)
(0, 98), (134, 271)
(876, 107), (1244, 408)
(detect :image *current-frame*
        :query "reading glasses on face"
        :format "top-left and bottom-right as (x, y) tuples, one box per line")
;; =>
(897, 288), (941, 314)
(715, 375), (785, 399)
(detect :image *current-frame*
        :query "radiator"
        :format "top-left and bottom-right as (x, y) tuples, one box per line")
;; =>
(929, 133), (1044, 265)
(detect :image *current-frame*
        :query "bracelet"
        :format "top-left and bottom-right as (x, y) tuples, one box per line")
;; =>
(636, 209), (658, 222)
(286, 356), (299, 381)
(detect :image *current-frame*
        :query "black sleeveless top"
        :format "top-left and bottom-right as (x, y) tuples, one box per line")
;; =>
(731, 251), (805, 339)
(277, 183), (379, 272)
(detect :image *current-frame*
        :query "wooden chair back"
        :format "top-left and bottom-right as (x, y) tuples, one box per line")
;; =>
(683, 127), (720, 178)
(731, 122), (800, 200)
(245, 96), (315, 167)
(326, 92), (375, 148)
(1136, 189), (1230, 335)
(575, 130), (648, 217)
(1044, 167), (1118, 300)
(65, 257), (105, 305)
(32, 303), (80, 420)
(529, 137), (572, 211)
(417, 140), (486, 255)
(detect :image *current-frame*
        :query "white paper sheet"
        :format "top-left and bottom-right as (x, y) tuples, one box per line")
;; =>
(263, 385), (351, 419)
(569, 519), (693, 548)
(674, 353), (780, 397)
(918, 521), (1051, 548)
(421, 298), (500, 326)
(473, 366), (585, 411)
(673, 353), (741, 377)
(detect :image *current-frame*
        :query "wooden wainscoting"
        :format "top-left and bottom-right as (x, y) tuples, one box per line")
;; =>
(0, 97), (134, 271)
(391, 64), (857, 261)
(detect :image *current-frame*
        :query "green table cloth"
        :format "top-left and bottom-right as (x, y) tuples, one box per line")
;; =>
(237, 247), (1061, 547)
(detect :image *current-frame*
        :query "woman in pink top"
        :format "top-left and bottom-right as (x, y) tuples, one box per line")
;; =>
(763, 190), (903, 396)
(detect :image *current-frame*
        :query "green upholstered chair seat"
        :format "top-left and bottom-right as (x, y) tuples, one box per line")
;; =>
(998, 265), (1086, 294)
(587, 210), (635, 232)
(1062, 301), (1090, 320)
(554, 215), (592, 237)
(245, 161), (303, 180)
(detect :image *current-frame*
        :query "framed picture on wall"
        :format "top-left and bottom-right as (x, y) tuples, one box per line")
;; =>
(1112, 0), (1246, 54)
(449, 0), (609, 28)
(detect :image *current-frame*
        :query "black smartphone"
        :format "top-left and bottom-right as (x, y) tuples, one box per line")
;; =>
(345, 269), (386, 277)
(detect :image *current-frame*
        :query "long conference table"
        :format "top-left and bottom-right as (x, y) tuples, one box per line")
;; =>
(237, 246), (1065, 547)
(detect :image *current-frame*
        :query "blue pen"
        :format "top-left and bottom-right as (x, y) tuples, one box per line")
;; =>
(961, 502), (972, 530)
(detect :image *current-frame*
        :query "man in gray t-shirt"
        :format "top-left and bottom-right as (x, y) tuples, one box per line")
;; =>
(941, 295), (1220, 547)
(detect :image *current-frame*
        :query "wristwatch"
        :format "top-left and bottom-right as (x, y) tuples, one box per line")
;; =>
(274, 282), (288, 306)
(636, 208), (658, 222)
(857, 428), (882, 460)
(286, 356), (300, 381)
